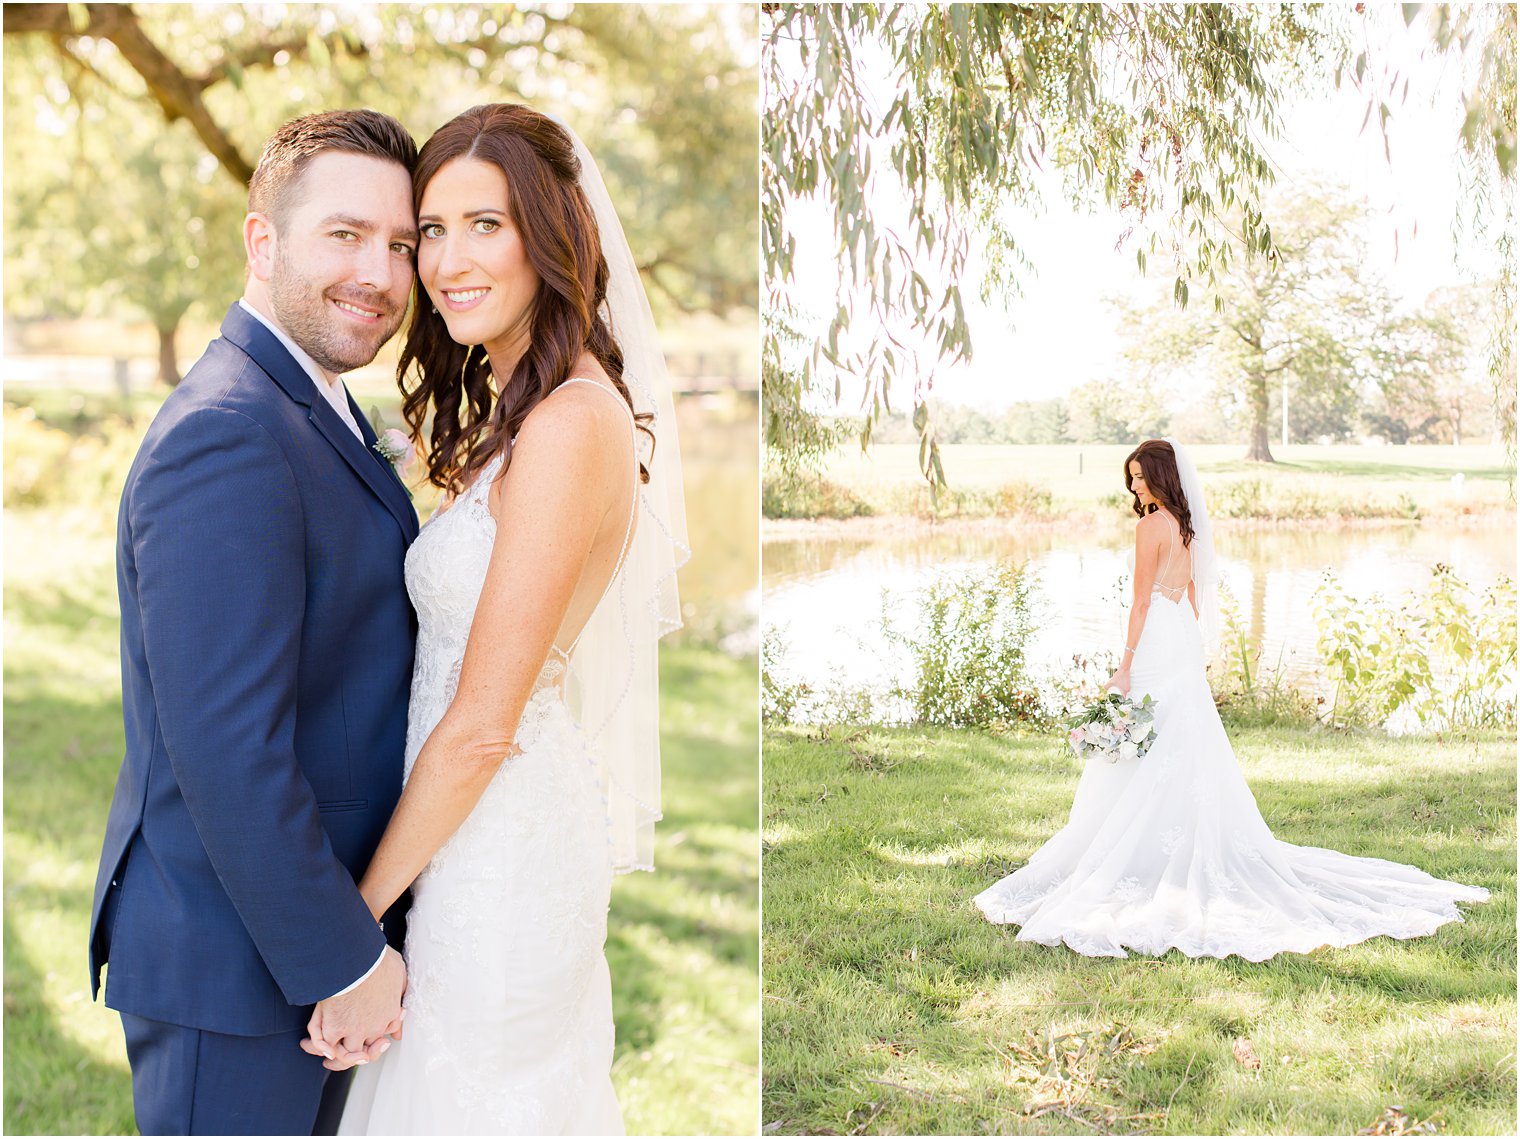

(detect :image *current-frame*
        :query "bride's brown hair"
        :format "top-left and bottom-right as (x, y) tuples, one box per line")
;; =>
(398, 103), (652, 494)
(1123, 439), (1195, 546)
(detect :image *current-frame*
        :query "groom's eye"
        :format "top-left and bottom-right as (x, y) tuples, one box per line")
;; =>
(331, 230), (357, 241)
(391, 242), (416, 257)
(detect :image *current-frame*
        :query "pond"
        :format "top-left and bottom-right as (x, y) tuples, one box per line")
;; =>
(763, 518), (1517, 720)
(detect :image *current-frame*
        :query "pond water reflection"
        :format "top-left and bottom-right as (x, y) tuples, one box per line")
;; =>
(763, 519), (1516, 714)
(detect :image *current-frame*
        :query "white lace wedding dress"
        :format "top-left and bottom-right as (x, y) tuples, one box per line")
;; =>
(340, 382), (635, 1135)
(974, 516), (1489, 961)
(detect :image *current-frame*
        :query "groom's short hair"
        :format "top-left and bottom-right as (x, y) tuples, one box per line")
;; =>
(249, 109), (418, 228)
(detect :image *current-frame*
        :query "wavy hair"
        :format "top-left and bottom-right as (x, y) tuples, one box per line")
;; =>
(1123, 439), (1195, 546)
(398, 103), (652, 494)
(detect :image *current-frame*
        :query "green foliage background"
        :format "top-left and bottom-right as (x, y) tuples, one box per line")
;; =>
(4, 3), (758, 366)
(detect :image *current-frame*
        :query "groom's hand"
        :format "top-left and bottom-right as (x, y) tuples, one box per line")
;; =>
(301, 945), (406, 1071)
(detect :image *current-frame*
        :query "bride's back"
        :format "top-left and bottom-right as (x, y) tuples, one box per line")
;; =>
(1147, 509), (1192, 603)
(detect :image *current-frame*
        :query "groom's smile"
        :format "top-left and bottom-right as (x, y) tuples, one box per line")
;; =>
(328, 289), (393, 325)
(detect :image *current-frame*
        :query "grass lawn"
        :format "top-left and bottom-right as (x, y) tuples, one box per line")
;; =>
(762, 722), (1515, 1135)
(816, 442), (1513, 518)
(3, 465), (758, 1134)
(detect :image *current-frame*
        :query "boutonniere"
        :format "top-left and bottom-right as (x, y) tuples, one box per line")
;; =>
(368, 407), (416, 497)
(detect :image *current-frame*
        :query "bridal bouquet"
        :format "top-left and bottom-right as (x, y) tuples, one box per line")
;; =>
(1068, 691), (1157, 763)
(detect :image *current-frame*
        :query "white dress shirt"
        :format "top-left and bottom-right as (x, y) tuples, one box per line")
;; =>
(236, 297), (385, 1000)
(237, 298), (365, 443)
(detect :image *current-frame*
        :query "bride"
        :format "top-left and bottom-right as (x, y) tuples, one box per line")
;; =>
(974, 438), (1488, 960)
(326, 104), (686, 1133)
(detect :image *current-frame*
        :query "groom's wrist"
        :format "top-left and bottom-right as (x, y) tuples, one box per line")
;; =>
(322, 944), (387, 1001)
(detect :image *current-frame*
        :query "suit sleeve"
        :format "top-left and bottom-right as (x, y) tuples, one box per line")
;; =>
(129, 405), (385, 1006)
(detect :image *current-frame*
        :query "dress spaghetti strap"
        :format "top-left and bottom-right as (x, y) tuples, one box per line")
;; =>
(1151, 512), (1190, 602)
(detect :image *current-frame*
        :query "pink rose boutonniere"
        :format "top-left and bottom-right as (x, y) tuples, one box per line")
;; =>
(368, 408), (417, 497)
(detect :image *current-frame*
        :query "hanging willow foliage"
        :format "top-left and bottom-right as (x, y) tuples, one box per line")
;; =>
(764, 3), (1515, 483)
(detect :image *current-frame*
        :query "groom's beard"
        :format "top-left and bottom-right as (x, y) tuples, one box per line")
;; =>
(269, 247), (408, 375)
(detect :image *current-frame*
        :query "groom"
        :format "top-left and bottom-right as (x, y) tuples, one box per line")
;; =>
(89, 110), (422, 1135)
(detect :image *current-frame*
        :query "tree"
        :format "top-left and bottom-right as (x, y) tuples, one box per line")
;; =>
(1119, 187), (1423, 461)
(1066, 378), (1170, 445)
(1361, 284), (1495, 444)
(4, 2), (758, 349)
(996, 400), (1069, 445)
(5, 37), (246, 383)
(1361, 4), (1516, 452)
(763, 3), (1345, 480)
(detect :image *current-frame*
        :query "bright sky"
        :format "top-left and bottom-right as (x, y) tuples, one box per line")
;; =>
(784, 7), (1493, 411)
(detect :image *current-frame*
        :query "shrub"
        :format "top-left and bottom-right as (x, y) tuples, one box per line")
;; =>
(1312, 566), (1515, 730)
(992, 478), (1055, 517)
(878, 479), (1055, 521)
(761, 471), (872, 519)
(1312, 571), (1434, 727)
(1422, 566), (1516, 729)
(1211, 476), (1422, 522)
(762, 627), (811, 725)
(881, 560), (1048, 729)
(4, 404), (141, 511)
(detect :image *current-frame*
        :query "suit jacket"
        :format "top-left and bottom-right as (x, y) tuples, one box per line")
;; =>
(89, 302), (419, 1036)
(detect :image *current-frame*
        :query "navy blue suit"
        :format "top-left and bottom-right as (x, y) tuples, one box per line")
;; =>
(89, 303), (418, 1133)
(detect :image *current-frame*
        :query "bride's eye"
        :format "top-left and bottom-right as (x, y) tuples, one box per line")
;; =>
(474, 218), (500, 234)
(420, 223), (445, 239)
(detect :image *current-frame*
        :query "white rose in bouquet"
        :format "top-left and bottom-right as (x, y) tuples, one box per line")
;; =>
(1068, 691), (1159, 764)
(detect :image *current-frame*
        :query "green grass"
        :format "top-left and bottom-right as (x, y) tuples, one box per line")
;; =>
(792, 442), (1514, 521)
(2, 406), (759, 1135)
(762, 722), (1515, 1135)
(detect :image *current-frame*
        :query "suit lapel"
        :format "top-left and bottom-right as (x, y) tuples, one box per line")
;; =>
(218, 304), (419, 544)
(307, 396), (420, 544)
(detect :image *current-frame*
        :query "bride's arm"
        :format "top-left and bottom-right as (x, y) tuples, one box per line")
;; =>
(1108, 517), (1162, 692)
(355, 392), (628, 920)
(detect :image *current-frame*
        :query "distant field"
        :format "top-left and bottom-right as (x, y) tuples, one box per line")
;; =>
(817, 442), (1513, 516)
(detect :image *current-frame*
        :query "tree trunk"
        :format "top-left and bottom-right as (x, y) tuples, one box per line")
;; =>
(157, 322), (182, 386)
(1243, 369), (1275, 462)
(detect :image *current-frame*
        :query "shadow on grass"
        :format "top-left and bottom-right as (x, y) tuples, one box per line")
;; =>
(3, 903), (135, 1136)
(763, 723), (1515, 1134)
(607, 644), (759, 1119)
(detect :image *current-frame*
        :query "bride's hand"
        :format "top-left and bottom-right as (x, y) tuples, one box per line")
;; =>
(1105, 666), (1131, 696)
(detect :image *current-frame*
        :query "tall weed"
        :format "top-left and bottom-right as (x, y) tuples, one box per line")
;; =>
(881, 560), (1047, 729)
(1313, 566), (1516, 730)
(761, 471), (872, 519)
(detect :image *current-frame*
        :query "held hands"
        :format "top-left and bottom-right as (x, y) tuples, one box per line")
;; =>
(299, 945), (406, 1072)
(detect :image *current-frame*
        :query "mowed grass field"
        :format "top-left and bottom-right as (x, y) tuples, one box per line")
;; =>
(818, 442), (1513, 517)
(3, 390), (759, 1136)
(763, 722), (1515, 1136)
